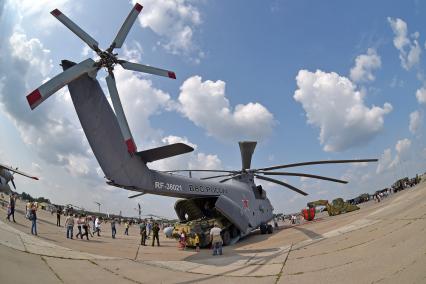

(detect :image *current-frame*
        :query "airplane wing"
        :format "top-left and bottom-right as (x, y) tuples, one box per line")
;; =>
(0, 163), (39, 180)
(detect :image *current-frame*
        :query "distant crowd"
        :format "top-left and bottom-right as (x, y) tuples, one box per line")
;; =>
(2, 195), (227, 256)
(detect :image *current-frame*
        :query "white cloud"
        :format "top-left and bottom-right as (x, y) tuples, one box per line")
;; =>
(9, 32), (53, 77)
(376, 148), (392, 174)
(177, 76), (275, 142)
(376, 138), (412, 173)
(132, 0), (202, 59)
(8, 0), (73, 29)
(293, 69), (392, 152)
(416, 87), (426, 104)
(150, 135), (222, 176)
(390, 138), (412, 168)
(350, 48), (381, 83)
(388, 17), (421, 70)
(114, 67), (173, 146)
(161, 135), (196, 149)
(122, 42), (144, 62)
(409, 110), (422, 134)
(0, 30), (93, 170)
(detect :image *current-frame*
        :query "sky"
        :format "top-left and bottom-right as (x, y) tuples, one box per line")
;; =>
(0, 0), (425, 218)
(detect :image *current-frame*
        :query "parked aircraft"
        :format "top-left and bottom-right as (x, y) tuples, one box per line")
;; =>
(0, 162), (39, 193)
(26, 3), (378, 245)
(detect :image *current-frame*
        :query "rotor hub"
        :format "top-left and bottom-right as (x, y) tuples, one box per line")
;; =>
(96, 50), (119, 71)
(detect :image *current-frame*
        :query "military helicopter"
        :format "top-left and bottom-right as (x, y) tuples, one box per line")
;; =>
(26, 3), (378, 246)
(0, 162), (39, 193)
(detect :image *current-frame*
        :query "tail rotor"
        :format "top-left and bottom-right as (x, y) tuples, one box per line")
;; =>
(27, 3), (176, 155)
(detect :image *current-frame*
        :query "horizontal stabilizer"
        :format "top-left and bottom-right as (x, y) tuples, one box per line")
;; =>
(136, 143), (194, 163)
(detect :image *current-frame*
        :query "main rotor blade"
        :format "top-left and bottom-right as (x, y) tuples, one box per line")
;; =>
(110, 3), (143, 50)
(106, 72), (137, 154)
(220, 173), (245, 183)
(162, 169), (237, 173)
(51, 9), (99, 52)
(256, 159), (378, 172)
(255, 174), (308, 196)
(0, 163), (39, 180)
(119, 60), (176, 79)
(128, 192), (145, 199)
(257, 171), (348, 184)
(27, 58), (96, 110)
(201, 173), (238, 180)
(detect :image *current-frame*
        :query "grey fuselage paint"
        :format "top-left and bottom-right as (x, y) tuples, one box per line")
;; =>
(63, 60), (274, 235)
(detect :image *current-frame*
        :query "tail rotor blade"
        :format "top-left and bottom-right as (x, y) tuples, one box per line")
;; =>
(110, 3), (143, 50)
(106, 72), (137, 154)
(119, 60), (176, 79)
(51, 9), (100, 52)
(255, 174), (308, 196)
(27, 58), (96, 110)
(257, 171), (348, 184)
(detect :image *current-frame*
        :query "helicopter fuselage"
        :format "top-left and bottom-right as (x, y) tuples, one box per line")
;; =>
(63, 60), (273, 237)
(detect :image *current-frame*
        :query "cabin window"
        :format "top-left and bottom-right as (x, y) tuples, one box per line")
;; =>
(253, 185), (267, 200)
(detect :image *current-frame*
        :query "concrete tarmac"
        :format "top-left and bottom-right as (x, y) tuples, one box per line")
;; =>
(0, 182), (425, 283)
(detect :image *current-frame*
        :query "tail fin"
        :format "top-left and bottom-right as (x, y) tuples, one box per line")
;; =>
(63, 60), (152, 189)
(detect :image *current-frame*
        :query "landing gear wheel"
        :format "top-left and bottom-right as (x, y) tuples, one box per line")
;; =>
(222, 229), (231, 246)
(267, 224), (273, 234)
(260, 223), (268, 234)
(230, 226), (239, 238)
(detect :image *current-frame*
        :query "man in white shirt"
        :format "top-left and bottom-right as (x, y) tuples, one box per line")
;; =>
(66, 214), (75, 239)
(210, 223), (223, 256)
(94, 217), (101, 236)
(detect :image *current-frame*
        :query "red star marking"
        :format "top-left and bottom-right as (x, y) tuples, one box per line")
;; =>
(242, 199), (249, 208)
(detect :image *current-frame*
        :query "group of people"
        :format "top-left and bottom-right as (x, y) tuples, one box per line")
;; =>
(176, 223), (223, 256)
(139, 221), (160, 246)
(3, 195), (226, 255)
(64, 214), (99, 240)
(5, 193), (39, 236)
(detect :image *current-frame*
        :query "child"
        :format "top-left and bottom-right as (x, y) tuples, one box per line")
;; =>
(179, 230), (186, 250)
(194, 233), (200, 252)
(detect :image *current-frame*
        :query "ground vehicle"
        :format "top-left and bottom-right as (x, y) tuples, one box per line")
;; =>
(307, 198), (359, 217)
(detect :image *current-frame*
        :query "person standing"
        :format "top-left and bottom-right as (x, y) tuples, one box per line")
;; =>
(146, 222), (152, 239)
(94, 217), (101, 236)
(81, 216), (90, 240)
(194, 233), (200, 252)
(124, 221), (129, 235)
(179, 230), (186, 250)
(139, 222), (146, 245)
(30, 202), (38, 236)
(6, 193), (16, 222)
(56, 207), (61, 227)
(210, 223), (223, 256)
(151, 223), (160, 246)
(76, 215), (83, 239)
(25, 201), (31, 219)
(111, 219), (117, 239)
(65, 214), (75, 239)
(92, 216), (96, 232)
